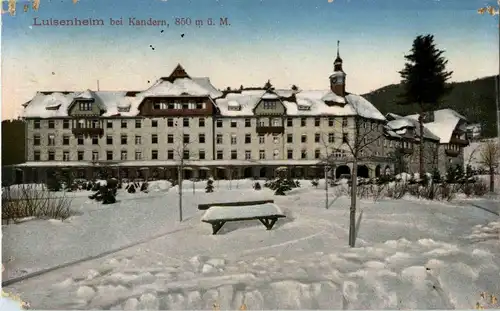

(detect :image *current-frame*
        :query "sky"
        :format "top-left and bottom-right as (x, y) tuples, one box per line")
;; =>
(1, 0), (499, 120)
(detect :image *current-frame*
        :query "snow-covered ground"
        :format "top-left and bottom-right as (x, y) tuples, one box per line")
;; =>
(2, 179), (500, 309)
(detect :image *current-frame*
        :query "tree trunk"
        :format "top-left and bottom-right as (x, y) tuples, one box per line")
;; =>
(418, 111), (425, 178)
(325, 165), (329, 209)
(178, 162), (183, 222)
(349, 161), (357, 247)
(489, 167), (495, 193)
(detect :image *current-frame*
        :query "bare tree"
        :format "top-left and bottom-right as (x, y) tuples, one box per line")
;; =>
(478, 139), (500, 192)
(172, 121), (197, 222)
(321, 114), (385, 247)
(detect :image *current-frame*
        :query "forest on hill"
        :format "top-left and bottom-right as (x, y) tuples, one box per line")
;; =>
(362, 75), (499, 138)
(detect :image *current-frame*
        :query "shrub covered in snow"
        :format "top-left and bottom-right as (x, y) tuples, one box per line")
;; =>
(311, 179), (319, 188)
(2, 184), (74, 223)
(206, 179), (214, 193)
(254, 182), (261, 190)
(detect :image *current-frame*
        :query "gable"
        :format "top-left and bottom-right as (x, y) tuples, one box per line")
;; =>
(67, 99), (102, 116)
(254, 98), (286, 115)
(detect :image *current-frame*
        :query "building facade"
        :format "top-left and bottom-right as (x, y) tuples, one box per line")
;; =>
(14, 51), (469, 183)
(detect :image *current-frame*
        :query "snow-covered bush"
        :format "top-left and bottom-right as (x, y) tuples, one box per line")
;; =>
(206, 179), (214, 193)
(254, 182), (261, 190)
(2, 184), (74, 223)
(311, 179), (319, 188)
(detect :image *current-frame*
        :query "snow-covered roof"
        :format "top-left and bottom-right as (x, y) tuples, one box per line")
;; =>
(216, 89), (385, 120)
(386, 115), (440, 141)
(404, 109), (468, 144)
(21, 77), (222, 118)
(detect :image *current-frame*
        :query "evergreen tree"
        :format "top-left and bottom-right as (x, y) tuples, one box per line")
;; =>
(446, 165), (456, 183)
(432, 168), (442, 183)
(264, 79), (273, 90)
(291, 84), (299, 91)
(398, 34), (453, 177)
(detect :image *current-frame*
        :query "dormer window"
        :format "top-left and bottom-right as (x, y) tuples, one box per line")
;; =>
(297, 105), (311, 111)
(153, 102), (167, 110)
(117, 106), (130, 113)
(79, 102), (92, 111)
(228, 105), (241, 111)
(228, 101), (241, 111)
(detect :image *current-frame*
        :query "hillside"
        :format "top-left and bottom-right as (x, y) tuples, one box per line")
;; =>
(362, 75), (499, 138)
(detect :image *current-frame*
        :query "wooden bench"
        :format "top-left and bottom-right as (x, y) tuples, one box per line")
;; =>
(201, 203), (285, 235)
(198, 199), (274, 210)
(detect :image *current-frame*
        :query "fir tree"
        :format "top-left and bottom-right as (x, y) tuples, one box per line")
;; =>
(398, 34), (453, 177)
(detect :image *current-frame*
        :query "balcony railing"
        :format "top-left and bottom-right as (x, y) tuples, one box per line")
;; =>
(449, 136), (469, 145)
(256, 126), (284, 134)
(398, 147), (414, 155)
(72, 127), (104, 137)
(445, 148), (460, 157)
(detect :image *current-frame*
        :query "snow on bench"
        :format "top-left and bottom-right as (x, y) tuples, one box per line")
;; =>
(201, 203), (286, 234)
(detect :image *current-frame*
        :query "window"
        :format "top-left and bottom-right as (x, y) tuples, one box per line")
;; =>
(273, 149), (279, 159)
(33, 151), (41, 161)
(134, 119), (141, 128)
(259, 150), (265, 159)
(328, 133), (335, 143)
(78, 119), (85, 128)
(272, 118), (280, 127)
(199, 150), (206, 160)
(287, 134), (293, 143)
(121, 135), (127, 145)
(301, 118), (306, 127)
(199, 134), (205, 144)
(263, 101), (277, 109)
(167, 150), (174, 159)
(91, 119), (99, 128)
(301, 149), (307, 159)
(135, 151), (142, 160)
(301, 134), (307, 143)
(183, 150), (190, 160)
(287, 118), (293, 127)
(183, 118), (189, 127)
(92, 151), (99, 161)
(167, 118), (174, 127)
(342, 117), (348, 127)
(48, 151), (55, 161)
(315, 133), (320, 143)
(79, 102), (92, 111)
(48, 134), (55, 146)
(121, 150), (127, 160)
(287, 149), (293, 159)
(33, 120), (40, 129)
(216, 150), (223, 160)
(315, 149), (320, 159)
(151, 119), (158, 127)
(231, 135), (237, 145)
(62, 151), (70, 161)
(92, 136), (98, 145)
(33, 135), (40, 146)
(216, 119), (223, 128)
(231, 120), (237, 128)
(167, 134), (174, 144)
(328, 117), (334, 127)
(135, 135), (142, 145)
(106, 151), (113, 161)
(106, 120), (113, 129)
(245, 118), (251, 127)
(343, 133), (349, 144)
(63, 120), (70, 129)
(183, 134), (190, 144)
(151, 150), (158, 160)
(121, 120), (127, 128)
(245, 134), (251, 144)
(106, 135), (113, 145)
(63, 135), (70, 145)
(198, 118), (205, 127)
(76, 151), (84, 161)
(245, 150), (251, 160)
(151, 134), (158, 144)
(153, 102), (167, 110)
(216, 134), (223, 144)
(231, 150), (237, 159)
(314, 117), (320, 127)
(273, 134), (279, 144)
(77, 135), (84, 145)
(259, 135), (265, 144)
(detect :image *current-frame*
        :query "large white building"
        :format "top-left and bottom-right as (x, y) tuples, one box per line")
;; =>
(14, 50), (470, 183)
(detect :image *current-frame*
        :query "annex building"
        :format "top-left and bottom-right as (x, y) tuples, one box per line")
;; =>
(13, 49), (470, 183)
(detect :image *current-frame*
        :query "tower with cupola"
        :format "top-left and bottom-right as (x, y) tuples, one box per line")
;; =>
(329, 40), (346, 97)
